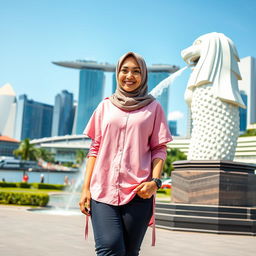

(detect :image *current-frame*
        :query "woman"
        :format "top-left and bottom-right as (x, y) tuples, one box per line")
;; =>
(79, 52), (172, 256)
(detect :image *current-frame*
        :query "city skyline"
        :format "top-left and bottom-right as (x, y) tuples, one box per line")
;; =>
(1, 0), (256, 135)
(2, 62), (180, 138)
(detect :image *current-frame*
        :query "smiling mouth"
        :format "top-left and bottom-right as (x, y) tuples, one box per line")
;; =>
(124, 81), (135, 85)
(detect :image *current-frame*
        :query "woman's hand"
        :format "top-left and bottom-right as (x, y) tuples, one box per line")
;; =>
(79, 189), (91, 216)
(133, 181), (158, 199)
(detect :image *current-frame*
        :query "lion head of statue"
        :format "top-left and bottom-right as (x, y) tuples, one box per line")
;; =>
(181, 32), (245, 108)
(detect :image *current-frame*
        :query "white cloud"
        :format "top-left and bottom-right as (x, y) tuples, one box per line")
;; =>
(168, 111), (184, 121)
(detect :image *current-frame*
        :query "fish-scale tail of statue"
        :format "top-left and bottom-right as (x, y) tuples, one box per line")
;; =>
(188, 84), (240, 160)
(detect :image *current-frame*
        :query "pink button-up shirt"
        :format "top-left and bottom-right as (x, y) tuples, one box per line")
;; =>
(83, 98), (172, 205)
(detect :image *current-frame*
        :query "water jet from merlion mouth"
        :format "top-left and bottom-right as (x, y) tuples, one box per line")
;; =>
(149, 66), (189, 98)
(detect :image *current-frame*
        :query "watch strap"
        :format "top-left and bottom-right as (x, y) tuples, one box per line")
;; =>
(151, 178), (162, 189)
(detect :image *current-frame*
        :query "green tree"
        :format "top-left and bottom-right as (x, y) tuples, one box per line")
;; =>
(13, 138), (38, 160)
(76, 150), (86, 165)
(37, 148), (55, 163)
(163, 148), (187, 176)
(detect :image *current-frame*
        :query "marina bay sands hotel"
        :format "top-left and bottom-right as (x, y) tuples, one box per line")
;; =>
(53, 60), (179, 134)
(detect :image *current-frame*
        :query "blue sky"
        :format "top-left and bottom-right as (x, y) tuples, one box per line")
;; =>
(1, 0), (256, 135)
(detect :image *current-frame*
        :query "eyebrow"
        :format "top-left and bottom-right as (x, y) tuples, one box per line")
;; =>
(121, 66), (141, 69)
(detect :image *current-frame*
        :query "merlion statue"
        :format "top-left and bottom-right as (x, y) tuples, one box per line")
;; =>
(181, 32), (246, 160)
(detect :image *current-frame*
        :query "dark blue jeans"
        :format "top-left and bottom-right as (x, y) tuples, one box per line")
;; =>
(91, 195), (153, 256)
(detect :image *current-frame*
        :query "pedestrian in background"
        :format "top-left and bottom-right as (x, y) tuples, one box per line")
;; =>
(22, 173), (29, 183)
(40, 173), (44, 183)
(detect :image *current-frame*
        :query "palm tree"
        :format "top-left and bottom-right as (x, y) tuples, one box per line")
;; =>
(13, 138), (38, 160)
(163, 148), (187, 176)
(37, 148), (55, 163)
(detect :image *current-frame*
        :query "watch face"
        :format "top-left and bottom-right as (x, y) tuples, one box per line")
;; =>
(153, 178), (162, 189)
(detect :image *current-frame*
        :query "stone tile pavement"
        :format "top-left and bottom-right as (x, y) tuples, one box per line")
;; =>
(0, 205), (255, 256)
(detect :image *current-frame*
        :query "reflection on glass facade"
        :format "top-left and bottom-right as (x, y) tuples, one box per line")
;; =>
(76, 69), (105, 134)
(239, 91), (247, 133)
(15, 95), (53, 140)
(147, 72), (170, 117)
(0, 140), (19, 156)
(168, 120), (178, 136)
(52, 90), (74, 136)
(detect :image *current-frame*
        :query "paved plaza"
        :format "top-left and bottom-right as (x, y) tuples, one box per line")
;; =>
(0, 205), (255, 256)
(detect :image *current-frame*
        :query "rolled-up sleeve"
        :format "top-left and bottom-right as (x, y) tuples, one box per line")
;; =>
(151, 145), (168, 161)
(83, 102), (103, 157)
(87, 139), (101, 157)
(150, 103), (173, 161)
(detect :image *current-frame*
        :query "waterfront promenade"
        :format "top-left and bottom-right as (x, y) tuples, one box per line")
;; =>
(0, 205), (255, 256)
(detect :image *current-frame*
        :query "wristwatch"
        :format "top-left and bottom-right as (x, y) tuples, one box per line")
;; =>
(151, 178), (162, 189)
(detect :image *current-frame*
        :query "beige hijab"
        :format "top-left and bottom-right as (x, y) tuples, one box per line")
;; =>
(109, 52), (155, 111)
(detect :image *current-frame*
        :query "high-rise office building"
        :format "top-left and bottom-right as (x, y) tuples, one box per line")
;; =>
(0, 83), (16, 138)
(168, 120), (178, 136)
(71, 101), (78, 135)
(15, 94), (53, 140)
(76, 69), (105, 134)
(0, 135), (19, 156)
(238, 56), (256, 127)
(52, 90), (74, 136)
(239, 91), (247, 133)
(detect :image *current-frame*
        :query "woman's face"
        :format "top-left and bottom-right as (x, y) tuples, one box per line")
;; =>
(118, 56), (142, 92)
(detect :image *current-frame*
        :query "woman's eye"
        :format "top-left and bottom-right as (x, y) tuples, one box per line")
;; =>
(134, 70), (141, 74)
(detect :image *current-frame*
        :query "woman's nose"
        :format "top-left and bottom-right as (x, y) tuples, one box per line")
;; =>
(126, 71), (133, 78)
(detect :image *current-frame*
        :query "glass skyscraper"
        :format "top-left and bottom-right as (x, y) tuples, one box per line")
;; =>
(238, 56), (256, 127)
(52, 90), (74, 136)
(239, 91), (247, 133)
(76, 69), (105, 134)
(168, 120), (178, 136)
(15, 94), (53, 140)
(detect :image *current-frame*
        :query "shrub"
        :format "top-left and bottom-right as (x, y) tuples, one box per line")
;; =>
(157, 188), (171, 196)
(32, 183), (67, 190)
(0, 182), (17, 188)
(157, 189), (167, 194)
(17, 182), (31, 188)
(0, 182), (67, 190)
(0, 191), (49, 206)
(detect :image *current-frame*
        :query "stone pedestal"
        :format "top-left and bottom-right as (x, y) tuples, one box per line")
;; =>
(156, 160), (256, 235)
(171, 160), (256, 206)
